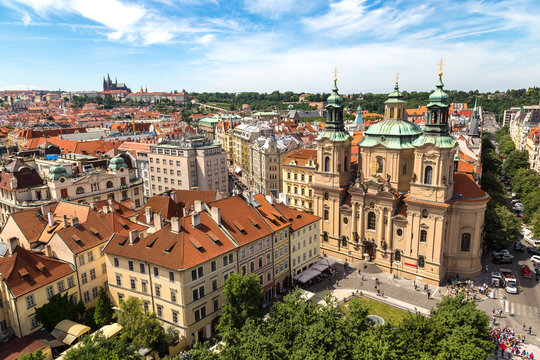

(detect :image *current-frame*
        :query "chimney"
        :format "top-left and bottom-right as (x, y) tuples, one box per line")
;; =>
(145, 207), (152, 224)
(62, 215), (68, 228)
(265, 194), (273, 205)
(183, 207), (189, 217)
(247, 191), (254, 206)
(191, 212), (201, 228)
(194, 200), (204, 213)
(40, 204), (50, 216)
(171, 217), (181, 233)
(154, 213), (163, 231)
(71, 217), (79, 227)
(45, 244), (53, 258)
(107, 198), (115, 212)
(47, 211), (55, 227)
(103, 205), (109, 215)
(8, 237), (18, 255)
(210, 207), (221, 226)
(170, 192), (177, 203)
(89, 202), (97, 210)
(129, 229), (139, 245)
(279, 193), (289, 206)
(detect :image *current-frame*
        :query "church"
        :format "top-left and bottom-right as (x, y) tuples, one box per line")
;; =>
(314, 70), (488, 285)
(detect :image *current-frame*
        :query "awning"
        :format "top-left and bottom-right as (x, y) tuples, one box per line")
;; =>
(299, 289), (316, 301)
(317, 257), (336, 267)
(98, 323), (122, 339)
(311, 263), (329, 272)
(51, 320), (91, 345)
(293, 268), (321, 284)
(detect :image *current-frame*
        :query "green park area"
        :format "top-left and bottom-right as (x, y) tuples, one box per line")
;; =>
(341, 296), (409, 324)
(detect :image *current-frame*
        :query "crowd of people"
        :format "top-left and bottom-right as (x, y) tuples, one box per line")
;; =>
(490, 326), (534, 359)
(443, 279), (494, 300)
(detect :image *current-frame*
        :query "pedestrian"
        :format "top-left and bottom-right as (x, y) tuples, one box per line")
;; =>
(485, 264), (489, 273)
(343, 272), (346, 280)
(361, 273), (365, 281)
(427, 291), (431, 299)
(381, 290), (384, 297)
(523, 323), (526, 330)
(529, 326), (532, 335)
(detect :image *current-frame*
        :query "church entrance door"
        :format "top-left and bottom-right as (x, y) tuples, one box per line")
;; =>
(366, 243), (375, 261)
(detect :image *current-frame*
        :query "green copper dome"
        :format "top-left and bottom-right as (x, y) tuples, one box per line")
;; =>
(427, 76), (449, 107)
(326, 81), (343, 107)
(48, 164), (69, 181)
(359, 119), (422, 149)
(385, 82), (406, 104)
(108, 155), (128, 171)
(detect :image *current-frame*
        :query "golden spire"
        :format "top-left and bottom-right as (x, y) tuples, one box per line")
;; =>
(437, 58), (445, 77)
(333, 67), (338, 84)
(395, 72), (400, 84)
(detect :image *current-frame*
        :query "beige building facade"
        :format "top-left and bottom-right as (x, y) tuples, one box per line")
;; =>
(281, 149), (317, 213)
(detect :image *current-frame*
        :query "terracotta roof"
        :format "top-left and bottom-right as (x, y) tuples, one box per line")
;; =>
(53, 210), (113, 254)
(104, 213), (236, 270)
(9, 204), (58, 245)
(0, 246), (74, 297)
(273, 202), (319, 231)
(209, 196), (273, 246)
(98, 211), (148, 236)
(95, 199), (137, 218)
(252, 194), (290, 231)
(283, 149), (317, 167)
(0, 336), (51, 360)
(137, 196), (183, 224)
(453, 173), (489, 201)
(172, 190), (218, 213)
(457, 160), (474, 174)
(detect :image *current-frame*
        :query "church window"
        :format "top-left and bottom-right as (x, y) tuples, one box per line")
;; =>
(390, 108), (394, 118)
(324, 210), (329, 221)
(424, 166), (433, 185)
(76, 187), (84, 195)
(344, 156), (348, 172)
(420, 230), (427, 242)
(343, 217), (348, 224)
(422, 209), (428, 218)
(341, 236), (348, 247)
(106, 181), (113, 188)
(367, 212), (376, 230)
(324, 192), (329, 200)
(324, 156), (330, 172)
(418, 256), (425, 268)
(397, 108), (401, 118)
(461, 233), (471, 252)
(323, 232), (329, 242)
(376, 157), (383, 173)
(397, 229), (403, 236)
(394, 250), (401, 262)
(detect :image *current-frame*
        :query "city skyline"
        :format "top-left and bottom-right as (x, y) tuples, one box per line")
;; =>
(0, 0), (539, 93)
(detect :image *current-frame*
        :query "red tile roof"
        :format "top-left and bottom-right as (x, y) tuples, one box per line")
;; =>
(137, 196), (183, 224)
(453, 173), (489, 201)
(273, 202), (320, 231)
(253, 194), (290, 231)
(0, 336), (51, 360)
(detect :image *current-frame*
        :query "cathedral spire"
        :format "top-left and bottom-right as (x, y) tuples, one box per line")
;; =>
(468, 97), (480, 137)
(315, 71), (350, 142)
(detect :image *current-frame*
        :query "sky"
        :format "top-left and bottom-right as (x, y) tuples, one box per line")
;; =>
(0, 0), (539, 93)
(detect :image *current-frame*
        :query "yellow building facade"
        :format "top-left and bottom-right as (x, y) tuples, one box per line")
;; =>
(282, 149), (317, 213)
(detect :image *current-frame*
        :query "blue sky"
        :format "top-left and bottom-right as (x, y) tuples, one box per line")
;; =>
(0, 0), (539, 93)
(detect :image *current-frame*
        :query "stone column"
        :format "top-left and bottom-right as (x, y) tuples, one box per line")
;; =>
(377, 207), (384, 245)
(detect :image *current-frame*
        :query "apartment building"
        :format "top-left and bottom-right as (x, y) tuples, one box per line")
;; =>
(104, 212), (237, 347)
(230, 124), (272, 177)
(249, 133), (300, 196)
(148, 135), (227, 196)
(281, 149), (317, 213)
(208, 196), (275, 301)
(0, 241), (78, 338)
(118, 142), (153, 200)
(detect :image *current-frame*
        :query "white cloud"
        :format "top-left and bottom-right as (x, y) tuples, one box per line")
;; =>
(244, 0), (297, 19)
(21, 12), (31, 26)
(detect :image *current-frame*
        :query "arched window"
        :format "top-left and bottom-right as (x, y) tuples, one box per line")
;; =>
(418, 256), (425, 268)
(324, 156), (330, 172)
(420, 230), (427, 242)
(341, 236), (348, 247)
(402, 161), (408, 175)
(390, 108), (394, 118)
(324, 210), (329, 221)
(106, 181), (113, 188)
(344, 156), (348, 172)
(424, 166), (433, 185)
(367, 212), (376, 230)
(75, 187), (84, 195)
(394, 250), (401, 262)
(397, 108), (401, 118)
(323, 232), (329, 242)
(376, 157), (383, 173)
(461, 233), (471, 252)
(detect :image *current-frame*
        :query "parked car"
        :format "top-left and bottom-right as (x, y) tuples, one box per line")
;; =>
(492, 249), (511, 258)
(526, 238), (540, 247)
(531, 255), (540, 265)
(521, 265), (533, 279)
(493, 255), (514, 264)
(515, 241), (525, 252)
(527, 246), (540, 255)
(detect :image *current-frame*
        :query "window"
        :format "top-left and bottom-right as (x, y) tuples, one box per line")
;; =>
(113, 257), (119, 267)
(26, 294), (36, 308)
(157, 305), (163, 318)
(142, 281), (148, 293)
(87, 251), (94, 263)
(213, 298), (219, 312)
(171, 289), (177, 303)
(192, 285), (205, 301)
(249, 244), (254, 254)
(191, 266), (204, 281)
(78, 254), (85, 266)
(418, 256), (425, 268)
(143, 302), (149, 312)
(30, 317), (40, 329)
(92, 287), (98, 299)
(83, 291), (90, 303)
(128, 260), (134, 271)
(376, 157), (383, 173)
(324, 209), (329, 221)
(81, 272), (88, 284)
(46, 285), (54, 299)
(155, 284), (161, 297)
(140, 263), (145, 274)
(57, 280), (65, 292)
(116, 274), (122, 286)
(241, 265), (247, 275)
(420, 230), (427, 242)
(153, 267), (159, 277)
(424, 165), (433, 185)
(102, 262), (107, 275)
(67, 276), (75, 288)
(266, 237), (270, 247)
(324, 156), (330, 172)
(76, 187), (84, 195)
(461, 233), (471, 252)
(169, 271), (175, 282)
(194, 306), (206, 322)
(368, 212), (376, 230)
(250, 261), (255, 273)
(402, 161), (408, 175)
(258, 256), (263, 268)
(341, 236), (348, 247)
(241, 248), (246, 258)
(422, 209), (428, 218)
(130, 278), (136, 290)
(172, 310), (179, 324)
(212, 278), (218, 291)
(394, 250), (402, 262)
(90, 269), (96, 280)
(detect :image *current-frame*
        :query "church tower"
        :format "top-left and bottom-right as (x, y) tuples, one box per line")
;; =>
(468, 97), (481, 137)
(314, 72), (353, 252)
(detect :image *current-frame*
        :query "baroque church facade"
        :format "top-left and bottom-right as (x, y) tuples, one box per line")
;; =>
(314, 72), (488, 285)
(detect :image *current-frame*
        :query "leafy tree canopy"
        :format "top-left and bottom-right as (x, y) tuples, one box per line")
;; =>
(94, 287), (115, 328)
(35, 293), (84, 331)
(15, 348), (46, 360)
(63, 332), (142, 360)
(503, 150), (529, 177)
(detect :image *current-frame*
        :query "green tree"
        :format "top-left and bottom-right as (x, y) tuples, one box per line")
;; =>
(94, 287), (114, 327)
(511, 168), (540, 196)
(16, 348), (46, 360)
(35, 293), (84, 331)
(63, 332), (142, 360)
(218, 273), (264, 342)
(484, 202), (521, 249)
(503, 150), (529, 177)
